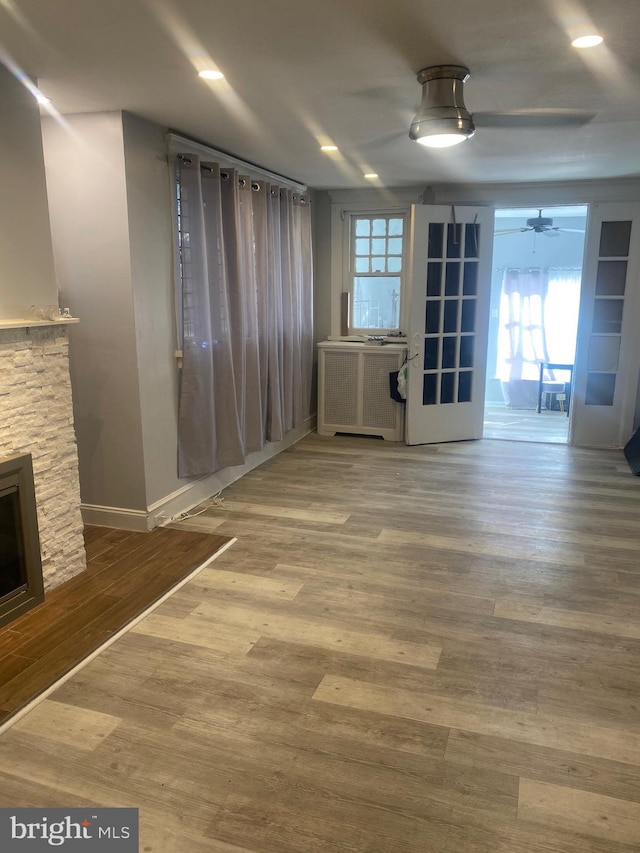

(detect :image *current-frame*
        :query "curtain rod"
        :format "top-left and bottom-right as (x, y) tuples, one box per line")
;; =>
(177, 160), (308, 202)
(168, 132), (307, 193)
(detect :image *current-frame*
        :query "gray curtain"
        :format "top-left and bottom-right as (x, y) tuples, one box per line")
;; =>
(176, 155), (313, 478)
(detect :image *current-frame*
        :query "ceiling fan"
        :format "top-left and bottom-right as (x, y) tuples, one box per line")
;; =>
(409, 66), (596, 147)
(363, 65), (597, 149)
(495, 209), (586, 237)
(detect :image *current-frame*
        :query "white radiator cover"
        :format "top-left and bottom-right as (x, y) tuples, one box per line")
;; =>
(318, 342), (407, 441)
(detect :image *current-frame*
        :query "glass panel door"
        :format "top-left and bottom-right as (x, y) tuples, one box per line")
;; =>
(572, 203), (640, 447)
(406, 205), (494, 445)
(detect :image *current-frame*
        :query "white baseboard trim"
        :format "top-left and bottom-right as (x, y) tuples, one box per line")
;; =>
(80, 504), (151, 532)
(151, 417), (316, 526)
(83, 416), (317, 532)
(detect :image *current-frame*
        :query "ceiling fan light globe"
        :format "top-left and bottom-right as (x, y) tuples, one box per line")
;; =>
(410, 114), (475, 148)
(416, 133), (469, 148)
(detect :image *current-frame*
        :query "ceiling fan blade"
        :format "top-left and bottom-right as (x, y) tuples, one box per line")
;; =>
(474, 109), (596, 129)
(494, 228), (531, 235)
(359, 130), (408, 149)
(557, 228), (586, 233)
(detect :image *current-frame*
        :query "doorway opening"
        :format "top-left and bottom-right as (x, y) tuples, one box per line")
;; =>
(483, 205), (588, 443)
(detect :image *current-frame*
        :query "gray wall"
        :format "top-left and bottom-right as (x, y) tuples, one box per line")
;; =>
(121, 113), (182, 507)
(0, 64), (57, 319)
(43, 110), (183, 513)
(312, 189), (332, 347)
(42, 110), (316, 526)
(42, 112), (148, 511)
(311, 189), (332, 409)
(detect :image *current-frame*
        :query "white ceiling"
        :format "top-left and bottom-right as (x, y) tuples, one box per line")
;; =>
(3, 0), (640, 189)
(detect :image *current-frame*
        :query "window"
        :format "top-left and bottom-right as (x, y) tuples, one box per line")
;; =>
(348, 213), (406, 333)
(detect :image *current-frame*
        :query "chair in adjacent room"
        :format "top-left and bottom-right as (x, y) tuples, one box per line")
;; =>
(540, 381), (567, 412)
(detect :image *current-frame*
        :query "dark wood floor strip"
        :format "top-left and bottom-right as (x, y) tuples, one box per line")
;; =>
(0, 526), (232, 721)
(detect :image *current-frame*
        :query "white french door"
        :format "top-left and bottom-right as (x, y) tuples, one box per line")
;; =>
(571, 202), (640, 448)
(405, 204), (494, 445)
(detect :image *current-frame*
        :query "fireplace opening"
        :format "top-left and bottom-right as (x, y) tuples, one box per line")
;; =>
(0, 454), (44, 628)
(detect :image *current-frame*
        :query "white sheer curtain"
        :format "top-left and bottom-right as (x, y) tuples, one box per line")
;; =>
(543, 268), (582, 364)
(496, 267), (581, 382)
(175, 155), (313, 477)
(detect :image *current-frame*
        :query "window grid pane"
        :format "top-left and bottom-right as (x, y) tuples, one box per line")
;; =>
(420, 217), (482, 409)
(584, 217), (629, 410)
(599, 221), (631, 257)
(440, 372), (455, 404)
(351, 214), (406, 331)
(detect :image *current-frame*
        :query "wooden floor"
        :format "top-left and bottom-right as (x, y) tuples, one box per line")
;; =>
(0, 525), (231, 723)
(1, 433), (640, 852)
(484, 400), (570, 443)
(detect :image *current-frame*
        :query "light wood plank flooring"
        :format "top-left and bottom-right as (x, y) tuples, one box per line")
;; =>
(1, 433), (640, 852)
(484, 400), (570, 443)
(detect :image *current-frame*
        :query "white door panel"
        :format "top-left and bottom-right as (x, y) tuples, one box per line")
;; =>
(571, 202), (640, 448)
(405, 205), (494, 445)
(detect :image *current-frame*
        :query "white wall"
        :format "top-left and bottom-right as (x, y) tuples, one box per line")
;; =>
(0, 64), (57, 318)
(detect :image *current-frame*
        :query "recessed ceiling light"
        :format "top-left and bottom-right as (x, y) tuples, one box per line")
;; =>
(364, 173), (379, 179)
(572, 34), (603, 48)
(320, 144), (338, 152)
(199, 69), (224, 80)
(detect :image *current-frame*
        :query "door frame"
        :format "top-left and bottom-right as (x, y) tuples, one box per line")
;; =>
(484, 204), (589, 445)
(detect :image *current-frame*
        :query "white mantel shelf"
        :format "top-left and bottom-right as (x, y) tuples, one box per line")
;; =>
(0, 318), (79, 330)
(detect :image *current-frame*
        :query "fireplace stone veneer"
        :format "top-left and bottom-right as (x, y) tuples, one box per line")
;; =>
(0, 325), (86, 593)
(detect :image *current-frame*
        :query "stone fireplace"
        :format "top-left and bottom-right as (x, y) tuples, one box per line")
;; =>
(0, 324), (86, 613)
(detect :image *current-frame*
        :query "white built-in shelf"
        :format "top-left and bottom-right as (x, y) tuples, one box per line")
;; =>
(0, 318), (79, 330)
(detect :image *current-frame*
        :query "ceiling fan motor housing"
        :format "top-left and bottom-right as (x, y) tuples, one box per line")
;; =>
(409, 65), (476, 141)
(527, 215), (554, 231)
